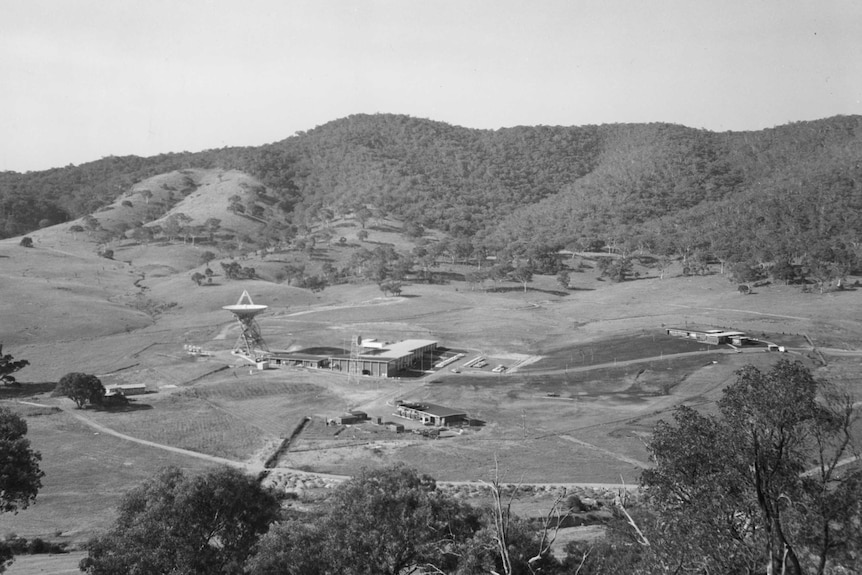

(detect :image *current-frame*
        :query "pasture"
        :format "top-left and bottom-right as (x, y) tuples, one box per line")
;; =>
(2, 232), (861, 551)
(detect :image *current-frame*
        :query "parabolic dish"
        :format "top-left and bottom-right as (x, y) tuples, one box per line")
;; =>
(223, 304), (268, 314)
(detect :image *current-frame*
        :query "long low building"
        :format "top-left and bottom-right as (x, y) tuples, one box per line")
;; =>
(395, 401), (468, 426)
(666, 327), (745, 345)
(328, 339), (438, 378)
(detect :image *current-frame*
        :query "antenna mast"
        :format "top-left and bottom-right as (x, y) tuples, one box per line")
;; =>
(222, 290), (269, 357)
(348, 334), (362, 384)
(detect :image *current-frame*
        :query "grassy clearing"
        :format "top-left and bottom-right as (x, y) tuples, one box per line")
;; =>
(5, 551), (87, 575)
(0, 405), (214, 542)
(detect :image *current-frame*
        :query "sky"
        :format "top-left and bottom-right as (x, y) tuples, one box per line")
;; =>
(2, 0), (861, 172)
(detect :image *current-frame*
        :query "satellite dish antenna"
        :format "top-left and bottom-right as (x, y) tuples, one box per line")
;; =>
(223, 291), (269, 356)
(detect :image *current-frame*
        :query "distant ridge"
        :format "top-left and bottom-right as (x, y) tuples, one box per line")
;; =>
(1, 113), (860, 272)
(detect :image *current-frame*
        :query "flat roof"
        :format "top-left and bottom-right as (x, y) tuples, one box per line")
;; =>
(332, 339), (438, 362)
(399, 402), (466, 418)
(269, 353), (326, 361)
(667, 327), (745, 337)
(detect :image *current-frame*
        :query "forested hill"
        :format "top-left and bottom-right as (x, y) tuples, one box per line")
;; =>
(2, 113), (861, 269)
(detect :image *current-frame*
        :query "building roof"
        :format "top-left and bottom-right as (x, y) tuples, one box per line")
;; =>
(399, 402), (466, 418)
(331, 339), (438, 362)
(269, 352), (326, 361)
(368, 339), (437, 359)
(667, 327), (745, 337)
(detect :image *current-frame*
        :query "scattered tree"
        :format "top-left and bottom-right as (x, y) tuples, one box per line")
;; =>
(0, 346), (29, 387)
(191, 272), (206, 286)
(508, 264), (534, 292)
(556, 270), (570, 290)
(379, 280), (403, 296)
(53, 372), (105, 409)
(221, 261), (257, 280)
(596, 256), (633, 282)
(730, 261), (765, 288)
(200, 250), (217, 266)
(18, 237), (33, 248)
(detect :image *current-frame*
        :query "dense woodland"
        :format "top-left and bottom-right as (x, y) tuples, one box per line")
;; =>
(2, 114), (861, 281)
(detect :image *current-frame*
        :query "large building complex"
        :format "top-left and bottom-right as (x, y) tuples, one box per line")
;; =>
(328, 339), (438, 378)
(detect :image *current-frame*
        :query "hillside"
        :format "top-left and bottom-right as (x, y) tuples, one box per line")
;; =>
(2, 114), (861, 277)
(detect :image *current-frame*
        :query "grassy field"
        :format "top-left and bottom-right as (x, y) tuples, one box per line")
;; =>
(2, 222), (861, 547)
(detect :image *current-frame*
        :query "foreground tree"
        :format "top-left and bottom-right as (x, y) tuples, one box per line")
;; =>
(0, 406), (44, 573)
(0, 345), (28, 387)
(642, 359), (862, 575)
(53, 372), (105, 408)
(0, 407), (44, 514)
(80, 466), (280, 575)
(248, 465), (481, 575)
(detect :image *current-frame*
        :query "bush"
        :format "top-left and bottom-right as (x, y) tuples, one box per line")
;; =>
(27, 538), (47, 554)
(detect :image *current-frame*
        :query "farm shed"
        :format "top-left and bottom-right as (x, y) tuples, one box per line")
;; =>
(395, 401), (468, 427)
(665, 328), (745, 345)
(328, 339), (438, 378)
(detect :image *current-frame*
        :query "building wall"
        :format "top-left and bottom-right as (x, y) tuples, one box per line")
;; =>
(329, 357), (391, 377)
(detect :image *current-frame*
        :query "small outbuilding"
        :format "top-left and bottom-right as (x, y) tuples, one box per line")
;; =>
(395, 401), (468, 427)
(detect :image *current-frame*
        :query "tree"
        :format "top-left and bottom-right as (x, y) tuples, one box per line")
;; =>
(248, 465), (480, 575)
(355, 207), (372, 229)
(0, 406), (44, 573)
(81, 466), (280, 575)
(0, 406), (44, 514)
(770, 255), (798, 285)
(191, 272), (206, 286)
(642, 360), (862, 575)
(82, 215), (100, 236)
(54, 372), (105, 409)
(556, 270), (570, 291)
(379, 280), (403, 296)
(596, 256), (632, 282)
(508, 264), (534, 292)
(18, 237), (33, 248)
(0, 346), (29, 387)
(203, 218), (221, 243)
(199, 250), (217, 266)
(730, 260), (765, 287)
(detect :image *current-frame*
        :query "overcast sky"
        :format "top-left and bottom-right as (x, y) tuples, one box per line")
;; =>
(2, 0), (861, 172)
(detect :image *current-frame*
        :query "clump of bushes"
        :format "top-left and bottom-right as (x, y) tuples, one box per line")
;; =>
(3, 533), (68, 555)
